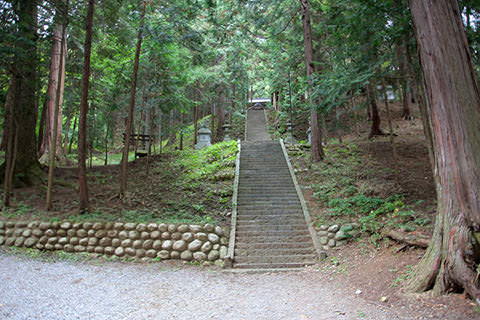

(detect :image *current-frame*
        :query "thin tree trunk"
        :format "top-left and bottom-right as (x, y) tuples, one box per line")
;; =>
(120, 0), (146, 197)
(78, 0), (95, 212)
(216, 88), (224, 141)
(210, 100), (215, 141)
(157, 111), (162, 155)
(193, 103), (198, 146)
(167, 108), (176, 146)
(104, 122), (109, 166)
(68, 114), (77, 154)
(46, 0), (68, 211)
(300, 0), (324, 161)
(367, 81), (383, 138)
(62, 110), (72, 156)
(37, 100), (47, 154)
(381, 77), (400, 184)
(179, 111), (184, 150)
(146, 106), (153, 175)
(407, 0), (480, 303)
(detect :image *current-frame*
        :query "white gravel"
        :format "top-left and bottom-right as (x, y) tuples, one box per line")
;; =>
(0, 254), (403, 320)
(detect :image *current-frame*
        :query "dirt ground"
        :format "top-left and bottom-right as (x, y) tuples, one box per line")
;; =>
(291, 102), (479, 318)
(2, 154), (231, 225)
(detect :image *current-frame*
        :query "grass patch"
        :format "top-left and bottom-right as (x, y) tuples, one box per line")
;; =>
(296, 141), (431, 244)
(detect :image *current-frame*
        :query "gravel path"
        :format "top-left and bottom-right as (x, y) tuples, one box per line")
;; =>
(0, 254), (403, 320)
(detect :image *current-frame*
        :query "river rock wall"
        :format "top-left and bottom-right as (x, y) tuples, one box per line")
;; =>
(0, 220), (229, 263)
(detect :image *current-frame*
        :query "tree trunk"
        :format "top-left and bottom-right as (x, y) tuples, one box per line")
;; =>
(179, 112), (184, 150)
(167, 108), (176, 146)
(68, 114), (77, 154)
(158, 111), (163, 154)
(6, 0), (43, 186)
(407, 0), (480, 303)
(193, 103), (198, 146)
(216, 88), (224, 141)
(120, 0), (146, 197)
(40, 21), (66, 159)
(63, 110), (72, 156)
(78, 0), (95, 212)
(46, 0), (68, 211)
(300, 0), (324, 161)
(210, 100), (215, 141)
(1, 78), (15, 151)
(367, 80), (383, 138)
(396, 41), (412, 120)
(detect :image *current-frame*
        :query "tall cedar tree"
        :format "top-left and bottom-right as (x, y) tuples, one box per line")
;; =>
(5, 0), (42, 186)
(407, 0), (480, 302)
(119, 1), (146, 197)
(46, 0), (68, 211)
(39, 20), (66, 159)
(78, 0), (95, 212)
(300, 0), (324, 161)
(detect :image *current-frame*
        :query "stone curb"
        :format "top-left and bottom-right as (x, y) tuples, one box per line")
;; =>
(225, 139), (241, 267)
(0, 220), (228, 263)
(280, 138), (326, 260)
(244, 110), (248, 140)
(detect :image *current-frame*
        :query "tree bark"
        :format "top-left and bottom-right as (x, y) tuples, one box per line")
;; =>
(407, 0), (480, 303)
(40, 21), (66, 159)
(193, 102), (198, 146)
(120, 0), (146, 197)
(216, 87), (224, 142)
(300, 0), (324, 161)
(62, 110), (72, 156)
(1, 78), (15, 151)
(6, 0), (43, 186)
(78, 0), (95, 212)
(367, 80), (383, 138)
(68, 114), (77, 154)
(167, 108), (176, 146)
(46, 0), (68, 211)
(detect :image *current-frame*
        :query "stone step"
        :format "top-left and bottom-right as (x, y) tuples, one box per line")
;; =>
(235, 241), (314, 250)
(239, 176), (292, 180)
(234, 254), (316, 264)
(237, 211), (304, 217)
(236, 229), (309, 237)
(237, 205), (301, 211)
(236, 224), (308, 232)
(238, 219), (307, 226)
(235, 234), (312, 243)
(237, 188), (297, 192)
(237, 200), (300, 206)
(237, 194), (298, 198)
(236, 215), (305, 223)
(237, 199), (300, 204)
(235, 248), (315, 256)
(233, 261), (316, 269)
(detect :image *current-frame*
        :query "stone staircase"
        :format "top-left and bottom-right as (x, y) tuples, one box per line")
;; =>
(231, 110), (318, 269)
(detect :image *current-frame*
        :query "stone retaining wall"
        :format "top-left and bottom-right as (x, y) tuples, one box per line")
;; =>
(316, 223), (361, 250)
(0, 220), (229, 263)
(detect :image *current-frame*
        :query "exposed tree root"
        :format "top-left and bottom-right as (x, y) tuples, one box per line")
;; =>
(385, 229), (430, 248)
(407, 214), (480, 305)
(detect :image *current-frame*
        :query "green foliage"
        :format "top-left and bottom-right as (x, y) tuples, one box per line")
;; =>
(308, 141), (430, 242)
(174, 140), (238, 182)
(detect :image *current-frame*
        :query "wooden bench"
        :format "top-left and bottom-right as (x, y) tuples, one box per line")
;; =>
(123, 133), (155, 158)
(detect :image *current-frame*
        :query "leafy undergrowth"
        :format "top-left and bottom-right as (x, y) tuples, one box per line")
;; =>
(291, 139), (434, 245)
(0, 140), (238, 226)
